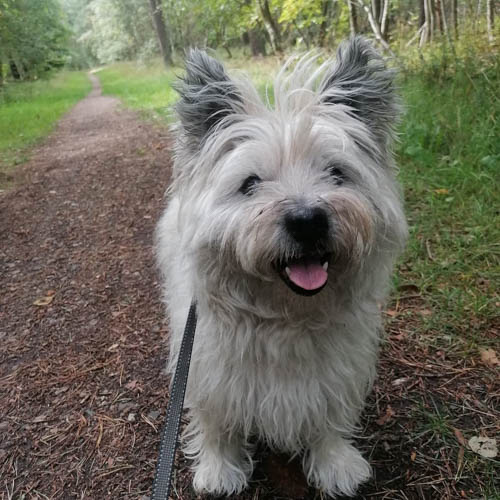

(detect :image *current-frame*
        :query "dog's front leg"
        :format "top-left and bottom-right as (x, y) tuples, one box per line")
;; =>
(303, 433), (371, 498)
(183, 409), (253, 495)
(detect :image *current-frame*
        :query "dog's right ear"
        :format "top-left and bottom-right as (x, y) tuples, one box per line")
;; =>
(175, 50), (242, 145)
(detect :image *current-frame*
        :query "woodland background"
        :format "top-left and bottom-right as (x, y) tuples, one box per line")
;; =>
(0, 0), (497, 78)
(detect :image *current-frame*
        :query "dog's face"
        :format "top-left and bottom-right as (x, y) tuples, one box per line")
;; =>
(173, 38), (407, 297)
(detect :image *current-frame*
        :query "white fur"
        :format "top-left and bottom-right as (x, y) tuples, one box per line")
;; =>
(156, 39), (407, 497)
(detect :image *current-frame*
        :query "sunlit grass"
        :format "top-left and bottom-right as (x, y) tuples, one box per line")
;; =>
(97, 58), (178, 122)
(395, 61), (499, 347)
(0, 71), (91, 177)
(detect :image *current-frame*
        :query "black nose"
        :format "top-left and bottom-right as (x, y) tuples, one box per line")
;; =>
(284, 206), (329, 244)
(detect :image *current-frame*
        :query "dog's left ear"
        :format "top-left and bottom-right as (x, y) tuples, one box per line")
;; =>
(175, 49), (243, 146)
(319, 36), (399, 144)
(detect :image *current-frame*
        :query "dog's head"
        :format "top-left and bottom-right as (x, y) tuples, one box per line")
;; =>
(173, 37), (407, 297)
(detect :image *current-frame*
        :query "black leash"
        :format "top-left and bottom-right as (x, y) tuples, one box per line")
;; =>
(151, 301), (198, 500)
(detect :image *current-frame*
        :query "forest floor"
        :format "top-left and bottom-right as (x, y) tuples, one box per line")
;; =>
(1, 75), (498, 500)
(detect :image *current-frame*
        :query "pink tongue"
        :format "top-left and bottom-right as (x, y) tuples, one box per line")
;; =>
(287, 260), (327, 290)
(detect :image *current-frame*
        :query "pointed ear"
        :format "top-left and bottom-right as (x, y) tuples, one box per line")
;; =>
(175, 49), (243, 145)
(319, 36), (399, 145)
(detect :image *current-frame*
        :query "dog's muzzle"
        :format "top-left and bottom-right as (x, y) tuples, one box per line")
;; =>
(277, 206), (331, 296)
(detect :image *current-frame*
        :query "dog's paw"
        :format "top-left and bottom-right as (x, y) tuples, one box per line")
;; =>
(192, 454), (250, 495)
(305, 438), (371, 498)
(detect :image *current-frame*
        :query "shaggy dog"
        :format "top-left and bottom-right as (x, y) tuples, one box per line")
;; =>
(156, 36), (407, 497)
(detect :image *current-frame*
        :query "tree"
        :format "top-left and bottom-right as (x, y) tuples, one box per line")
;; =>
(148, 0), (172, 66)
(486, 0), (495, 43)
(259, 0), (282, 52)
(0, 0), (70, 79)
(347, 0), (359, 36)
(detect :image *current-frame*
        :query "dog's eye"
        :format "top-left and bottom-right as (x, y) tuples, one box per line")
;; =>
(239, 175), (261, 196)
(327, 164), (346, 185)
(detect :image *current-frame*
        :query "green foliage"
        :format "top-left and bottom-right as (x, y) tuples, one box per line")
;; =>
(65, 0), (158, 65)
(0, 70), (91, 178)
(396, 55), (499, 343)
(162, 0), (252, 53)
(0, 0), (70, 79)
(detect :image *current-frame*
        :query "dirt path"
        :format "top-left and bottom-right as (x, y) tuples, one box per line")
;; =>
(0, 74), (174, 498)
(1, 75), (497, 500)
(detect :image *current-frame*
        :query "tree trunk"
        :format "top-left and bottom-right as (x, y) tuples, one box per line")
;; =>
(419, 0), (434, 45)
(248, 29), (267, 56)
(348, 0), (359, 36)
(318, 0), (332, 47)
(440, 0), (456, 55)
(380, 0), (390, 39)
(429, 0), (435, 41)
(487, 0), (495, 43)
(258, 0), (282, 53)
(371, 0), (381, 23)
(419, 0), (425, 26)
(451, 0), (458, 37)
(9, 59), (22, 80)
(148, 0), (172, 67)
(356, 0), (395, 54)
(435, 0), (444, 33)
(474, 0), (482, 32)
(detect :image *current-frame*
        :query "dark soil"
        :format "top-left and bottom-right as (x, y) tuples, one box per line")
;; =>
(1, 75), (498, 500)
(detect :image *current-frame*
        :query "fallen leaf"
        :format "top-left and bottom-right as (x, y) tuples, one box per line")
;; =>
(468, 436), (497, 458)
(457, 446), (464, 472)
(376, 406), (395, 426)
(410, 450), (416, 461)
(479, 348), (499, 367)
(391, 332), (406, 341)
(454, 428), (467, 447)
(434, 188), (449, 195)
(385, 309), (398, 317)
(33, 294), (54, 306)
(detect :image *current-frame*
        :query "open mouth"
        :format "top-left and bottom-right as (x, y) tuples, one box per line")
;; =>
(277, 253), (330, 296)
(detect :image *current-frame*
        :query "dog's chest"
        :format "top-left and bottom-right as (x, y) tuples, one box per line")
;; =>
(188, 312), (374, 445)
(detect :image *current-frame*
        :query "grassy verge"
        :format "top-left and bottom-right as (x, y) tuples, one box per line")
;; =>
(396, 60), (499, 349)
(0, 71), (92, 187)
(97, 59), (178, 122)
(99, 53), (499, 498)
(97, 55), (283, 121)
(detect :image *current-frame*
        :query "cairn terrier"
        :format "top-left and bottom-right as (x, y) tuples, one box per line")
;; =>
(156, 36), (407, 497)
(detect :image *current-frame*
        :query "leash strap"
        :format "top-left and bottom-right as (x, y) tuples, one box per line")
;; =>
(151, 301), (198, 500)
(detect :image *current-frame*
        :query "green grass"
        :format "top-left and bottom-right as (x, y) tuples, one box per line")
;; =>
(396, 59), (499, 348)
(99, 54), (499, 352)
(97, 55), (283, 120)
(97, 59), (178, 122)
(0, 71), (92, 182)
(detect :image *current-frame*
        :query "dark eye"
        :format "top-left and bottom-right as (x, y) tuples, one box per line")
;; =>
(239, 175), (261, 196)
(327, 165), (346, 185)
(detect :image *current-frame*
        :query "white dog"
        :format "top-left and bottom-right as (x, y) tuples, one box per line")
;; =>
(156, 36), (407, 497)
